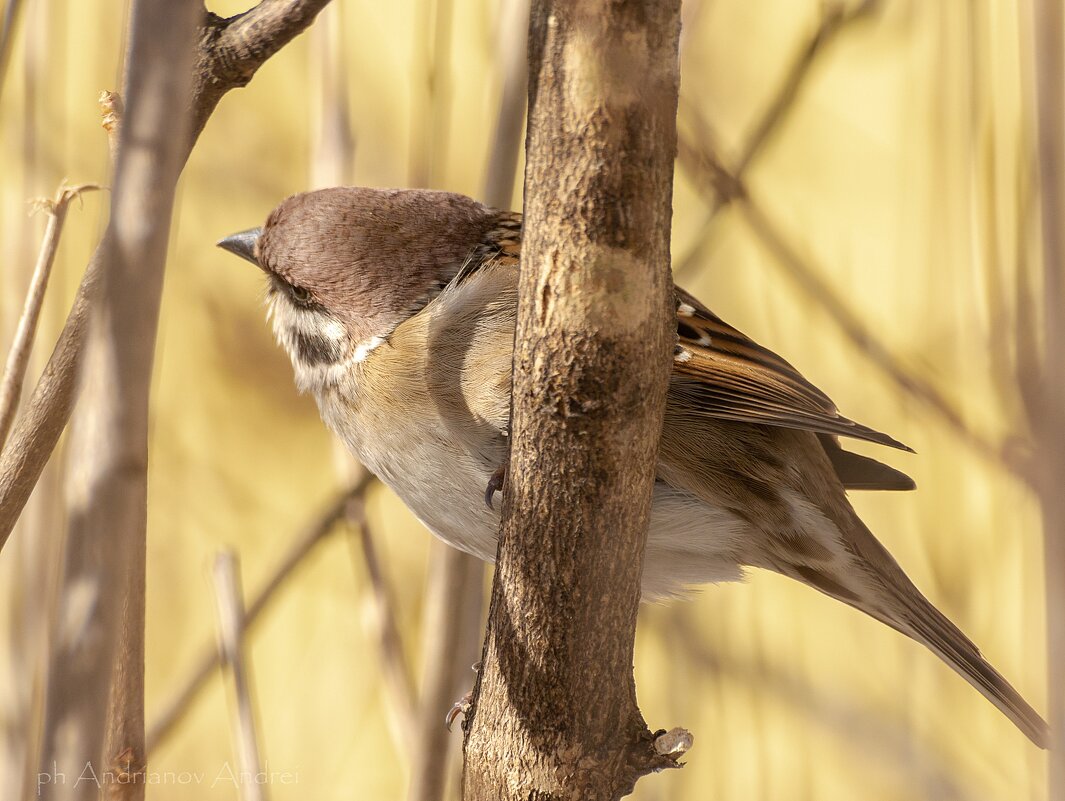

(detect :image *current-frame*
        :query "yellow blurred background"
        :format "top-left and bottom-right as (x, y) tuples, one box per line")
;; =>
(0, 0), (1048, 799)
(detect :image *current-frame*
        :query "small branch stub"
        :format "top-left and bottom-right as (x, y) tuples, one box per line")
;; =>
(653, 728), (693, 759)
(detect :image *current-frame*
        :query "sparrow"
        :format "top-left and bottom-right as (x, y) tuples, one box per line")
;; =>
(218, 185), (1047, 747)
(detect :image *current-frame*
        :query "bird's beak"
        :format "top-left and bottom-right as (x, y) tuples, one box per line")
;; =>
(217, 227), (262, 267)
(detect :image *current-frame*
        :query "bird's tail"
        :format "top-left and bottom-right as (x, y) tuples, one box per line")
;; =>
(812, 508), (1048, 748)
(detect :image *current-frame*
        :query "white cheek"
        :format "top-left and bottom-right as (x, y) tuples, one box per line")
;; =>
(265, 295), (377, 394)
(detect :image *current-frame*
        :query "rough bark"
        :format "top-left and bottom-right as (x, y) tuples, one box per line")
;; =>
(462, 2), (683, 799)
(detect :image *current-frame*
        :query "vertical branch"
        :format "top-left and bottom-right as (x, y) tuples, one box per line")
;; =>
(409, 0), (453, 188)
(408, 542), (483, 801)
(147, 477), (371, 753)
(36, 2), (199, 799)
(308, 1), (355, 189)
(212, 552), (269, 801)
(346, 513), (417, 747)
(1031, 0), (1065, 795)
(481, 0), (530, 209)
(462, 1), (686, 798)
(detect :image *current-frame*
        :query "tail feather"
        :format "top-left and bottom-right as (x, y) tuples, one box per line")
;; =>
(819, 509), (1048, 748)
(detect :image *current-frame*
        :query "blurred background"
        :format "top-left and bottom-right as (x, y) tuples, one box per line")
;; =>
(0, 0), (1051, 799)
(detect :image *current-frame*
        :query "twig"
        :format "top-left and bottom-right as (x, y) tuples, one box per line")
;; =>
(735, 0), (878, 180)
(146, 476), (373, 754)
(99, 91), (124, 162)
(345, 511), (417, 747)
(212, 551), (269, 801)
(0, 184), (100, 450)
(676, 131), (1019, 480)
(674, 1), (880, 278)
(0, 0), (336, 555)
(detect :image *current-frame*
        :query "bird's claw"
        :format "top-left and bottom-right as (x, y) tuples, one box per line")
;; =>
(445, 691), (473, 732)
(484, 465), (506, 510)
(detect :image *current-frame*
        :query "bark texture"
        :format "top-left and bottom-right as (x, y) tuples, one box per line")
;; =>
(462, 2), (682, 799)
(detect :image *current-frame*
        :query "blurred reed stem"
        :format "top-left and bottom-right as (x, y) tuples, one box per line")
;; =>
(147, 476), (373, 754)
(309, 2), (354, 190)
(346, 510), (418, 747)
(1031, 0), (1065, 795)
(407, 4), (529, 799)
(0, 0), (25, 107)
(211, 551), (269, 801)
(409, 0), (453, 188)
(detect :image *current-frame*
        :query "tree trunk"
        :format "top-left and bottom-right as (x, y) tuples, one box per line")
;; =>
(462, 2), (683, 799)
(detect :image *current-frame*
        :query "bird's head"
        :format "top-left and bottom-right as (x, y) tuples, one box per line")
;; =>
(218, 186), (497, 393)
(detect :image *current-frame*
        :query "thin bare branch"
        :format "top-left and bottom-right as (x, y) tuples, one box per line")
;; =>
(0, 184), (100, 450)
(0, 0), (336, 555)
(212, 551), (269, 801)
(345, 511), (417, 747)
(146, 476), (373, 754)
(190, 0), (336, 141)
(734, 0), (879, 181)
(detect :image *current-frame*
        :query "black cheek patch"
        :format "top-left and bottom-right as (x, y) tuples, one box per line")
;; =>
(295, 332), (343, 366)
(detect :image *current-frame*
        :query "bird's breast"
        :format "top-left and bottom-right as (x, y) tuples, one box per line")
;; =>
(314, 358), (506, 563)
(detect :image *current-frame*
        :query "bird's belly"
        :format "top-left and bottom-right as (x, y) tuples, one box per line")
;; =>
(322, 397), (502, 561)
(319, 389), (749, 596)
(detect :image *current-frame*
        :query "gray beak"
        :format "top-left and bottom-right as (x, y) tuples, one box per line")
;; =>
(217, 227), (262, 267)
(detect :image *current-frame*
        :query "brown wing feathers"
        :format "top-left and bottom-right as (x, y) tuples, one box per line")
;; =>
(672, 287), (914, 455)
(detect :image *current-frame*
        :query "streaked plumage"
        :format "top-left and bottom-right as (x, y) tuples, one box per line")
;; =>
(219, 185), (1047, 747)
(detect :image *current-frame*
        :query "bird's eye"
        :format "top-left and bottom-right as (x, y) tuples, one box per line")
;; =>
(289, 284), (313, 304)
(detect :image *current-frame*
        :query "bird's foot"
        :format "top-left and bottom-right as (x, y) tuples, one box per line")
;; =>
(484, 465), (507, 510)
(444, 663), (482, 732)
(445, 691), (473, 732)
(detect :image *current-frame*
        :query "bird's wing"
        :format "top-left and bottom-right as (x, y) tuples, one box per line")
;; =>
(670, 287), (913, 453)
